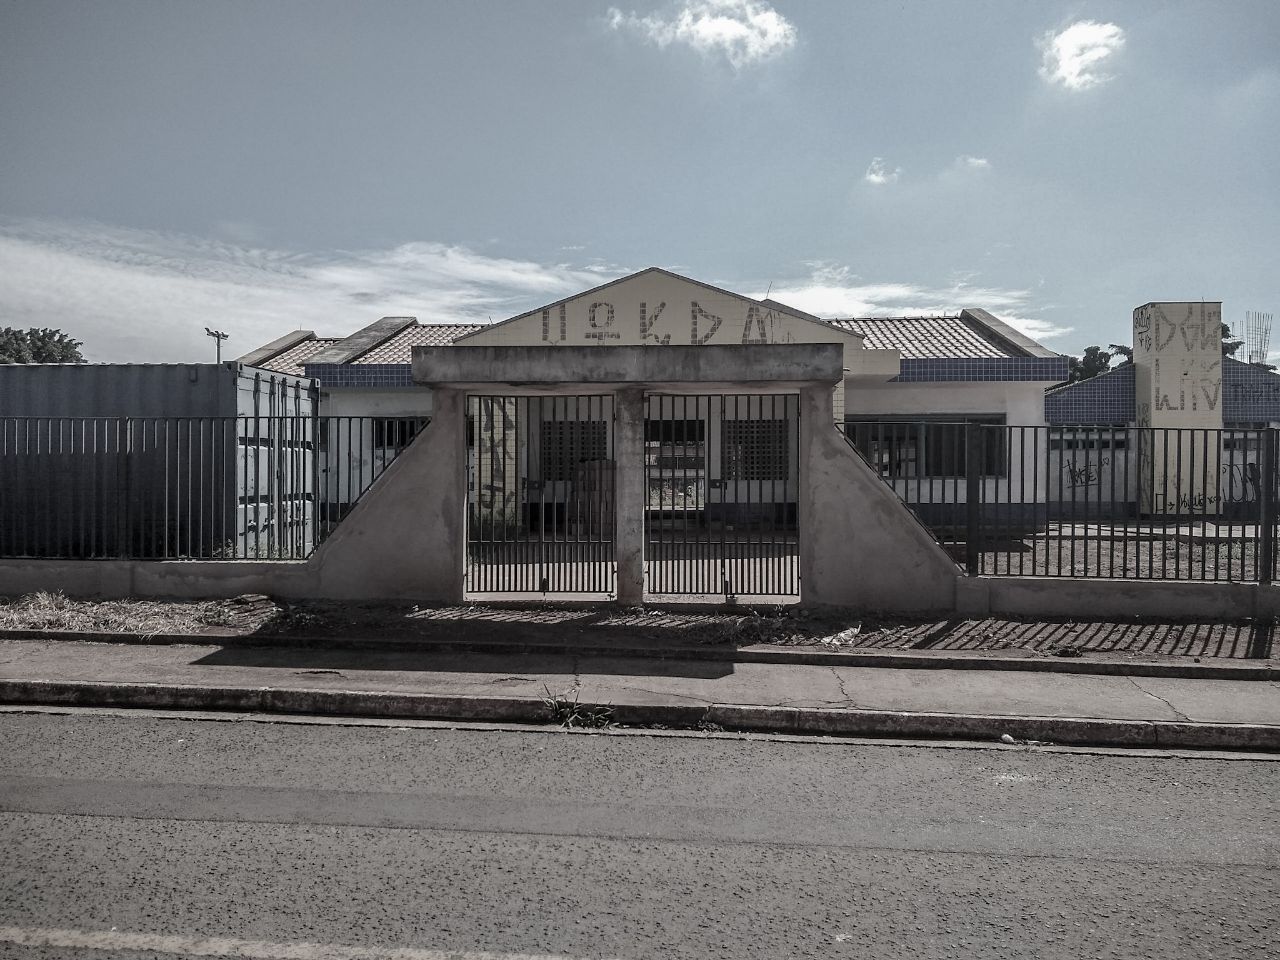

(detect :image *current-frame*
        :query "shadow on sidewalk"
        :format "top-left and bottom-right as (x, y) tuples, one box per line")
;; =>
(191, 646), (736, 679)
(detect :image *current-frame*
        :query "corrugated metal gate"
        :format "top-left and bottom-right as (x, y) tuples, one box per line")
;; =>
(644, 394), (800, 599)
(465, 395), (617, 596)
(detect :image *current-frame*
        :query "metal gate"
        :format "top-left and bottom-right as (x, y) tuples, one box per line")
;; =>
(465, 395), (616, 596)
(644, 394), (800, 599)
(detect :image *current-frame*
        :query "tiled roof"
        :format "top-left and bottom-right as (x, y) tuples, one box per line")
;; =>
(827, 316), (1024, 359)
(351, 324), (486, 364)
(257, 337), (342, 377)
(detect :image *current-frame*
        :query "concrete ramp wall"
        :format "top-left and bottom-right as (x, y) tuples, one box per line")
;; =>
(799, 386), (960, 613)
(0, 393), (467, 604)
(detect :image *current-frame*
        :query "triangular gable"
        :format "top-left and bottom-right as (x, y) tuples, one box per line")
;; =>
(456, 267), (866, 351)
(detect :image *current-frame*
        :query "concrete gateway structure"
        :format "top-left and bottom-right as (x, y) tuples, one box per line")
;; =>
(237, 268), (1068, 603)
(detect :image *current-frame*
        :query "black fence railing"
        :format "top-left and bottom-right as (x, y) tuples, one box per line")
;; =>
(844, 422), (1278, 583)
(0, 416), (425, 561)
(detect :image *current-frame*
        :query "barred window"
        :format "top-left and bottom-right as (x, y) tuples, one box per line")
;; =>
(845, 417), (1006, 478)
(721, 419), (789, 481)
(541, 420), (608, 481)
(373, 418), (427, 450)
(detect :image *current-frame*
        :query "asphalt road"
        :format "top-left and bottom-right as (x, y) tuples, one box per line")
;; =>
(0, 710), (1277, 960)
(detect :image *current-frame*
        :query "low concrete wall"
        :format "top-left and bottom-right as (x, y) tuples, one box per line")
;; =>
(959, 576), (1273, 620)
(799, 385), (960, 613)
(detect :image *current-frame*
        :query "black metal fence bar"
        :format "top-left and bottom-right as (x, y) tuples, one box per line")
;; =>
(845, 421), (1278, 582)
(0, 415), (422, 561)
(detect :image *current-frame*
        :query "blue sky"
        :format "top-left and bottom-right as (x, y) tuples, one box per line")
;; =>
(1, 0), (1276, 363)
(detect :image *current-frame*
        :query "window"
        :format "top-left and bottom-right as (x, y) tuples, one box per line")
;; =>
(374, 418), (427, 450)
(721, 419), (789, 481)
(645, 418), (705, 444)
(1049, 427), (1128, 451)
(540, 420), (608, 481)
(845, 417), (1006, 478)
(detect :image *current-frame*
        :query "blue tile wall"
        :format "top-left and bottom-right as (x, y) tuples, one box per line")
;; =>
(302, 363), (415, 388)
(1046, 359), (1280, 424)
(1223, 359), (1280, 421)
(894, 357), (1069, 382)
(1045, 365), (1134, 424)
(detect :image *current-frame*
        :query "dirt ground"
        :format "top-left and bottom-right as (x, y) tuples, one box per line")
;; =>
(0, 590), (1272, 661)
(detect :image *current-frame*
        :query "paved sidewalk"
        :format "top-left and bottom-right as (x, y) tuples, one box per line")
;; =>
(1, 637), (1278, 750)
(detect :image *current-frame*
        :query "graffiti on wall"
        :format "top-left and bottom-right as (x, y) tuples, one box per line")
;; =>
(1061, 456), (1111, 488)
(1135, 303), (1223, 416)
(537, 298), (801, 347)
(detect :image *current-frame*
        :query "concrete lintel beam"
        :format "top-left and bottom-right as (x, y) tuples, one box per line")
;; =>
(412, 344), (845, 388)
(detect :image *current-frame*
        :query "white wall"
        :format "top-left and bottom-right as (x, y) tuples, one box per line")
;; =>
(843, 380), (1056, 508)
(320, 388), (433, 418)
(843, 380), (1049, 422)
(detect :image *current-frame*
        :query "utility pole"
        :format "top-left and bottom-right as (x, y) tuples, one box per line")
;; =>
(204, 327), (229, 363)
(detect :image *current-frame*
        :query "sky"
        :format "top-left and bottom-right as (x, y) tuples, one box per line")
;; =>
(0, 0), (1276, 364)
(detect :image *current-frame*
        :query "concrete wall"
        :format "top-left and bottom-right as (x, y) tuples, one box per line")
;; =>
(414, 343), (846, 389)
(843, 379), (1049, 424)
(799, 385), (960, 612)
(320, 388), (433, 418)
(958, 576), (1279, 621)
(1133, 302), (1225, 514)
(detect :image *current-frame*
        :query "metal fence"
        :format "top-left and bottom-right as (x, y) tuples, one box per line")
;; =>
(465, 395), (617, 596)
(0, 416), (424, 561)
(644, 394), (799, 599)
(844, 422), (1278, 583)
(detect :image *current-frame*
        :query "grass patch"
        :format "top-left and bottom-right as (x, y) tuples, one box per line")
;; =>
(0, 591), (235, 636)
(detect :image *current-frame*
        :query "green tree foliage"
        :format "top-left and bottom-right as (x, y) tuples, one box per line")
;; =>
(1067, 345), (1112, 383)
(0, 327), (87, 364)
(1103, 325), (1242, 369)
(1108, 343), (1133, 365)
(1220, 322), (1244, 358)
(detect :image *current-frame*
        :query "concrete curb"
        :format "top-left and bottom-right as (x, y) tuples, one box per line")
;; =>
(2, 679), (1277, 752)
(0, 628), (1273, 680)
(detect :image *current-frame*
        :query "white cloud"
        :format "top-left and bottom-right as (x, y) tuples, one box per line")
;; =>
(863, 157), (901, 185)
(0, 218), (616, 363)
(1038, 20), (1126, 91)
(955, 155), (990, 170)
(607, 0), (797, 69)
(760, 262), (1071, 341)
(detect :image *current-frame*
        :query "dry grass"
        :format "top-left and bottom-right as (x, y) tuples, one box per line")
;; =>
(0, 591), (234, 636)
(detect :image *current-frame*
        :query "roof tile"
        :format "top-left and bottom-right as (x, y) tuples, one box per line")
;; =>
(255, 337), (341, 377)
(827, 316), (1020, 359)
(353, 324), (486, 364)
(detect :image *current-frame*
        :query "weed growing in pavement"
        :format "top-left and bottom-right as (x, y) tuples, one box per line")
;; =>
(541, 685), (615, 729)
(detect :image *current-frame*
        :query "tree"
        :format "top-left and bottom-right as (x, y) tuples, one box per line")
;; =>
(1221, 322), (1244, 358)
(1108, 343), (1133, 365)
(0, 328), (86, 363)
(1068, 345), (1112, 383)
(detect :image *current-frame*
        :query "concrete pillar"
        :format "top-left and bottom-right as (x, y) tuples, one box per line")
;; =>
(419, 387), (468, 603)
(797, 383), (828, 606)
(614, 387), (646, 605)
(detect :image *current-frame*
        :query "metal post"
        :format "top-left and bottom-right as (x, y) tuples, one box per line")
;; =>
(965, 422), (981, 577)
(1260, 428), (1275, 584)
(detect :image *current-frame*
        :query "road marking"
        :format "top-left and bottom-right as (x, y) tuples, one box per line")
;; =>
(0, 926), (618, 960)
